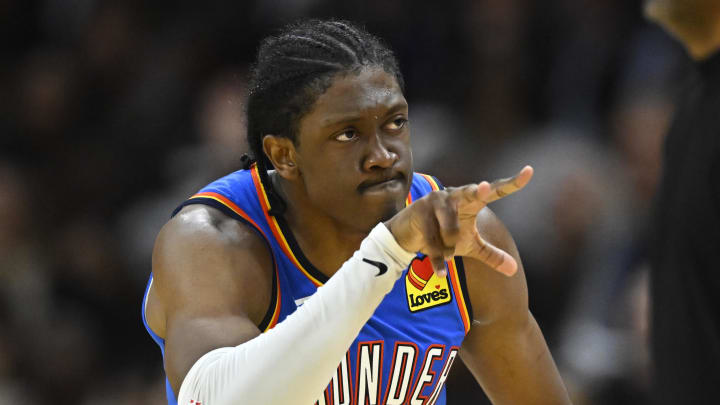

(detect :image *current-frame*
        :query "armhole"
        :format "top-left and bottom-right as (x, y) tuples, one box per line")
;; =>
(175, 198), (282, 333)
(449, 257), (474, 335)
(257, 264), (280, 332)
(141, 274), (166, 349)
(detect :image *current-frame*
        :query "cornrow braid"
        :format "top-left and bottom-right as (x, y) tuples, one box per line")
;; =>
(244, 18), (404, 217)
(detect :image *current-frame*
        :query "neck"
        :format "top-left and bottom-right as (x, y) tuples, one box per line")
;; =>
(270, 173), (368, 278)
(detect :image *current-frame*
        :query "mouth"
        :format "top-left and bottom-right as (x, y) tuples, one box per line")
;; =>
(358, 173), (406, 193)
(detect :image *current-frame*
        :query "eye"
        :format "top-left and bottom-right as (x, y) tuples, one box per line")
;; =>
(335, 129), (358, 142)
(385, 117), (408, 131)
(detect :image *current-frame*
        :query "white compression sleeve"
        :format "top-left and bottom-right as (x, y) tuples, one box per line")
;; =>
(177, 222), (417, 405)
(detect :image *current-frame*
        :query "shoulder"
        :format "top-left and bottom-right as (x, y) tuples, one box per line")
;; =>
(462, 207), (529, 325)
(152, 204), (275, 328)
(149, 204), (275, 393)
(156, 204), (273, 276)
(162, 204), (266, 248)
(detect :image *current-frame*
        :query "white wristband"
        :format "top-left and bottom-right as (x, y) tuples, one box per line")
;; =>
(177, 222), (415, 405)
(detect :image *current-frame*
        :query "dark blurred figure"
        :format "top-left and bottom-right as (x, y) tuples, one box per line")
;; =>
(644, 0), (720, 403)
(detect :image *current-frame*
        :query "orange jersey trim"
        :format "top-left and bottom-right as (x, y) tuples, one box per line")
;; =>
(407, 173), (438, 206)
(187, 191), (282, 331)
(250, 166), (324, 287)
(448, 258), (471, 334)
(419, 173), (440, 191)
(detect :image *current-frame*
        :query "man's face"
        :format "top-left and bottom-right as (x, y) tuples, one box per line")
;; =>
(293, 67), (413, 233)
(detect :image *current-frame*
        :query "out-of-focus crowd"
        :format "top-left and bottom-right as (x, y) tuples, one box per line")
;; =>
(0, 1), (686, 404)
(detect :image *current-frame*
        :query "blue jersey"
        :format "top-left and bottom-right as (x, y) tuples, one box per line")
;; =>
(142, 165), (474, 405)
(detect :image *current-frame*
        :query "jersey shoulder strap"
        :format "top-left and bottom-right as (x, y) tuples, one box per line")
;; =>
(170, 165), (283, 332)
(407, 172), (443, 203)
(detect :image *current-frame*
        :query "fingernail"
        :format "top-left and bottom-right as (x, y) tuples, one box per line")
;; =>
(478, 182), (490, 195)
(498, 256), (517, 276)
(437, 269), (447, 277)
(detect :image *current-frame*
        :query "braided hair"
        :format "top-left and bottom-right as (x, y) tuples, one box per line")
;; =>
(242, 19), (405, 216)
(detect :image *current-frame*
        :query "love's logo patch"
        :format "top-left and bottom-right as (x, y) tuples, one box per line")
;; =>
(405, 256), (452, 312)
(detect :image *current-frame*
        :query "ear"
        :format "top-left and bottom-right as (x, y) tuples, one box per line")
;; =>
(263, 135), (300, 180)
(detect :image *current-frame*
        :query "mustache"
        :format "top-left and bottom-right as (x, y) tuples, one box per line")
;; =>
(357, 172), (406, 191)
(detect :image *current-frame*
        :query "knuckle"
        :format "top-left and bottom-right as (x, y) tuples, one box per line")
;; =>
(423, 196), (437, 208)
(477, 243), (491, 259)
(416, 198), (433, 213)
(429, 190), (448, 201)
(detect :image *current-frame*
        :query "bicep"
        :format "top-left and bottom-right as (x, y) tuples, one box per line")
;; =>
(152, 206), (274, 394)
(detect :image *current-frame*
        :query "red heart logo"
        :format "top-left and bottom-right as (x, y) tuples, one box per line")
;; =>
(435, 284), (440, 289)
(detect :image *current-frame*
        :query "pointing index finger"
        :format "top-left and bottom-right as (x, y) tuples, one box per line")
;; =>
(485, 165), (533, 204)
(447, 165), (533, 209)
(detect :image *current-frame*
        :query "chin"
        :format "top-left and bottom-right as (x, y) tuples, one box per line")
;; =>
(351, 184), (408, 230)
(379, 206), (399, 223)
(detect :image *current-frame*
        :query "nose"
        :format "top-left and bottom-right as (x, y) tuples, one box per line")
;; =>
(363, 133), (398, 171)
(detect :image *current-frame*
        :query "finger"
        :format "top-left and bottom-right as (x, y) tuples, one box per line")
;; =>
(431, 194), (460, 254)
(418, 201), (450, 277)
(432, 259), (448, 278)
(447, 183), (480, 204)
(473, 232), (518, 276)
(447, 181), (493, 213)
(484, 165), (534, 204)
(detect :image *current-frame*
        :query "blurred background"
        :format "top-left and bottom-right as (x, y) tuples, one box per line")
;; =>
(0, 0), (688, 403)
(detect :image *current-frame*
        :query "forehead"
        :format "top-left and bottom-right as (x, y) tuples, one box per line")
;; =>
(309, 67), (406, 126)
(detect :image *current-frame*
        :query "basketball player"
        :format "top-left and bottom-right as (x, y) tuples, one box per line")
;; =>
(142, 19), (570, 405)
(645, 0), (720, 403)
